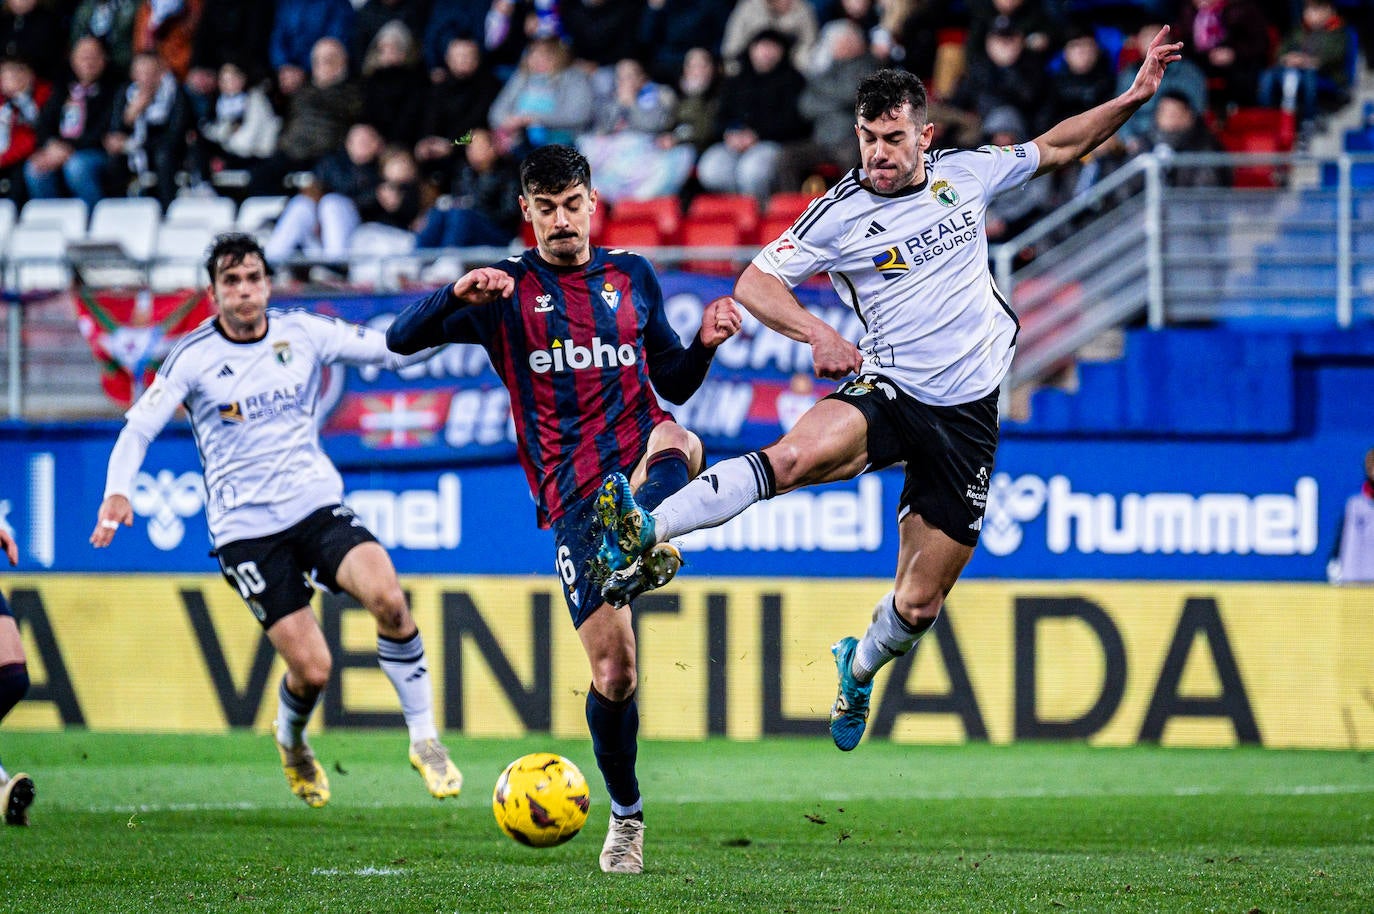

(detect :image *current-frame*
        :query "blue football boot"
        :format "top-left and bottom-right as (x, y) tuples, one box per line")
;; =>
(829, 637), (873, 752)
(595, 473), (657, 572)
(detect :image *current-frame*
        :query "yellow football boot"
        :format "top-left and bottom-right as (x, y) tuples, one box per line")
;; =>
(276, 740), (330, 808)
(409, 738), (463, 798)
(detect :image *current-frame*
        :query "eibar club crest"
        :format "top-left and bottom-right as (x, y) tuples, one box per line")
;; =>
(931, 180), (960, 207)
(273, 341), (292, 365)
(600, 281), (621, 310)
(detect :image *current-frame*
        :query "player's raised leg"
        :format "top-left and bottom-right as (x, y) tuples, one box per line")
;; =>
(831, 512), (972, 750)
(335, 540), (461, 798)
(577, 604), (645, 874)
(266, 608), (333, 807)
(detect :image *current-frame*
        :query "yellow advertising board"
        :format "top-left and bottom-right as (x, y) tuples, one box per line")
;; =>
(5, 576), (1372, 748)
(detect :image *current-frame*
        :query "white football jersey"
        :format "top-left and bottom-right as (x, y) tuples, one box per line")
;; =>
(754, 143), (1041, 405)
(124, 309), (408, 546)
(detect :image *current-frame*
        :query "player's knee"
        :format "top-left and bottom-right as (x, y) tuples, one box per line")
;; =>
(366, 585), (412, 635)
(591, 660), (637, 702)
(893, 588), (942, 628)
(294, 656), (332, 693)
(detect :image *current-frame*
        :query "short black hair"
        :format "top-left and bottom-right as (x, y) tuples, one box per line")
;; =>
(205, 232), (270, 284)
(855, 68), (928, 125)
(519, 144), (591, 197)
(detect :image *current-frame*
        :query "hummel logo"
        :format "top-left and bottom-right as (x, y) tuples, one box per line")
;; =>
(864, 220), (886, 237)
(217, 364), (234, 378)
(702, 474), (719, 493)
(534, 293), (554, 312)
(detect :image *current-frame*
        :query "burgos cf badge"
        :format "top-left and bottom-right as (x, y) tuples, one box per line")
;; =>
(931, 180), (960, 207)
(218, 401), (244, 424)
(273, 341), (292, 365)
(872, 246), (909, 281)
(600, 282), (621, 311)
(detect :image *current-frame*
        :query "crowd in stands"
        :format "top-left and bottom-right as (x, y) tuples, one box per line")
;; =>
(0, 0), (1364, 269)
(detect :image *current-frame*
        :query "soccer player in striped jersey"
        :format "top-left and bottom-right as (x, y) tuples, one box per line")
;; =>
(0, 526), (35, 826)
(386, 144), (742, 873)
(90, 233), (463, 807)
(598, 29), (1186, 751)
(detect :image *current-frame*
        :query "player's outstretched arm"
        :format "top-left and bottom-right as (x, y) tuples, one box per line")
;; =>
(90, 424), (153, 548)
(452, 268), (514, 306)
(1031, 26), (1183, 176)
(698, 296), (743, 349)
(735, 264), (861, 380)
(90, 494), (133, 548)
(0, 527), (16, 566)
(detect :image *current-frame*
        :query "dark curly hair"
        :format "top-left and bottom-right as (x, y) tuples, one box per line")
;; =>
(519, 143), (591, 197)
(855, 69), (928, 125)
(205, 232), (271, 284)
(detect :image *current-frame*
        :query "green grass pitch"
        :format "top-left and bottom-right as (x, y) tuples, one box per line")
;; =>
(4, 731), (1373, 913)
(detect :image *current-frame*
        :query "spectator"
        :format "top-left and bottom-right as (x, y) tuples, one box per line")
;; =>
(562, 0), (643, 72)
(1174, 0), (1272, 108)
(966, 0), (1058, 56)
(105, 49), (193, 207)
(578, 57), (694, 202)
(668, 46), (721, 154)
(360, 19), (427, 148)
(0, 0), (62, 81)
(423, 0), (487, 75)
(24, 37), (117, 209)
(265, 121), (385, 269)
(249, 36), (361, 195)
(1146, 90), (1229, 186)
(807, 0), (880, 73)
(776, 20), (879, 192)
(352, 0), (429, 66)
(950, 22), (1045, 123)
(483, 0), (561, 76)
(1328, 448), (1374, 585)
(349, 145), (425, 256)
(697, 28), (810, 200)
(270, 0), (356, 97)
(0, 55), (49, 206)
(1044, 26), (1118, 132)
(874, 0), (960, 78)
(189, 0), (273, 80)
(1115, 21), (1209, 152)
(131, 0), (203, 80)
(1257, 0), (1350, 124)
(70, 0), (139, 73)
(488, 35), (594, 154)
(720, 0), (819, 76)
(636, 0), (734, 86)
(197, 61), (281, 178)
(415, 127), (522, 248)
(414, 37), (501, 189)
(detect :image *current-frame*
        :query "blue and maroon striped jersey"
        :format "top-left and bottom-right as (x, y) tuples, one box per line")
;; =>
(388, 247), (714, 527)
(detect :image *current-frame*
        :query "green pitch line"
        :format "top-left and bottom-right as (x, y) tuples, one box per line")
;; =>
(4, 732), (1373, 913)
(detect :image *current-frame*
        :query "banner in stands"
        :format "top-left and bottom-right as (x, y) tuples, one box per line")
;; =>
(0, 428), (1355, 580)
(6, 576), (1371, 748)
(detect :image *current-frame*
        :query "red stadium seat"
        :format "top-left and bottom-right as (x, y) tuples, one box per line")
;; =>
(757, 211), (800, 245)
(680, 215), (743, 275)
(686, 193), (759, 240)
(609, 197), (681, 243)
(765, 191), (816, 220)
(600, 217), (664, 250)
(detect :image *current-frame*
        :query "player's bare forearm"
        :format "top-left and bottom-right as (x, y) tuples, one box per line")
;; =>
(1032, 26), (1183, 176)
(734, 264), (861, 379)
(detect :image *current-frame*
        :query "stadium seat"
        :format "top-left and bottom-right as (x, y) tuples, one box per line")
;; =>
(235, 195), (288, 236)
(680, 215), (743, 275)
(601, 217), (664, 251)
(4, 224), (71, 291)
(87, 197), (162, 261)
(348, 223), (418, 288)
(149, 224), (215, 291)
(765, 192), (816, 221)
(686, 194), (759, 240)
(1223, 106), (1296, 152)
(0, 198), (16, 254)
(609, 197), (681, 242)
(757, 211), (800, 245)
(165, 195), (237, 234)
(19, 198), (88, 241)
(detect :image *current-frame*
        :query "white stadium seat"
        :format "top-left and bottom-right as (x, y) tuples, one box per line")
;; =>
(149, 224), (215, 291)
(235, 195), (287, 236)
(4, 224), (71, 291)
(0, 198), (16, 254)
(19, 198), (88, 241)
(165, 196), (237, 234)
(88, 197), (162, 261)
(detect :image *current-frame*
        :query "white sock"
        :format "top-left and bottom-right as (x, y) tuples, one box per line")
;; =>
(654, 451), (776, 541)
(276, 677), (318, 749)
(0, 762), (8, 783)
(378, 631), (438, 744)
(853, 592), (929, 683)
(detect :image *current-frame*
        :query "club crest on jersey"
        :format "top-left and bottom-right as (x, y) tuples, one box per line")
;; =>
(273, 341), (292, 365)
(218, 401), (244, 424)
(600, 282), (621, 311)
(931, 180), (960, 207)
(872, 246), (909, 280)
(534, 293), (554, 313)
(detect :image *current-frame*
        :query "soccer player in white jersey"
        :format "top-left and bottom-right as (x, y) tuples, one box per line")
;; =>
(90, 233), (463, 805)
(597, 29), (1184, 750)
(0, 526), (36, 825)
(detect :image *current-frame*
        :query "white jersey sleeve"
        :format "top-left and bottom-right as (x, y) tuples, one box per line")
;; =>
(286, 309), (412, 369)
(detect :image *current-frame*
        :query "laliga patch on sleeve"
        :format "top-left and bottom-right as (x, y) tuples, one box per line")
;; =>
(763, 232), (799, 268)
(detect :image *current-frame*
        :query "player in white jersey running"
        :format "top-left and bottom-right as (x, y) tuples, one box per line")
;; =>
(595, 29), (1184, 751)
(90, 233), (463, 805)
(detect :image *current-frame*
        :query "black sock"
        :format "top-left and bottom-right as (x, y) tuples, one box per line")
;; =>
(0, 662), (30, 723)
(585, 684), (641, 814)
(635, 448), (689, 512)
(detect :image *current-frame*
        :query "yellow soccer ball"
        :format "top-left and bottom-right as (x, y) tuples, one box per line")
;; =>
(492, 753), (591, 847)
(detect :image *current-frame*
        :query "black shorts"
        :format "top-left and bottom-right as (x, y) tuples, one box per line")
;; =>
(215, 504), (378, 628)
(825, 374), (999, 547)
(0, 589), (11, 619)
